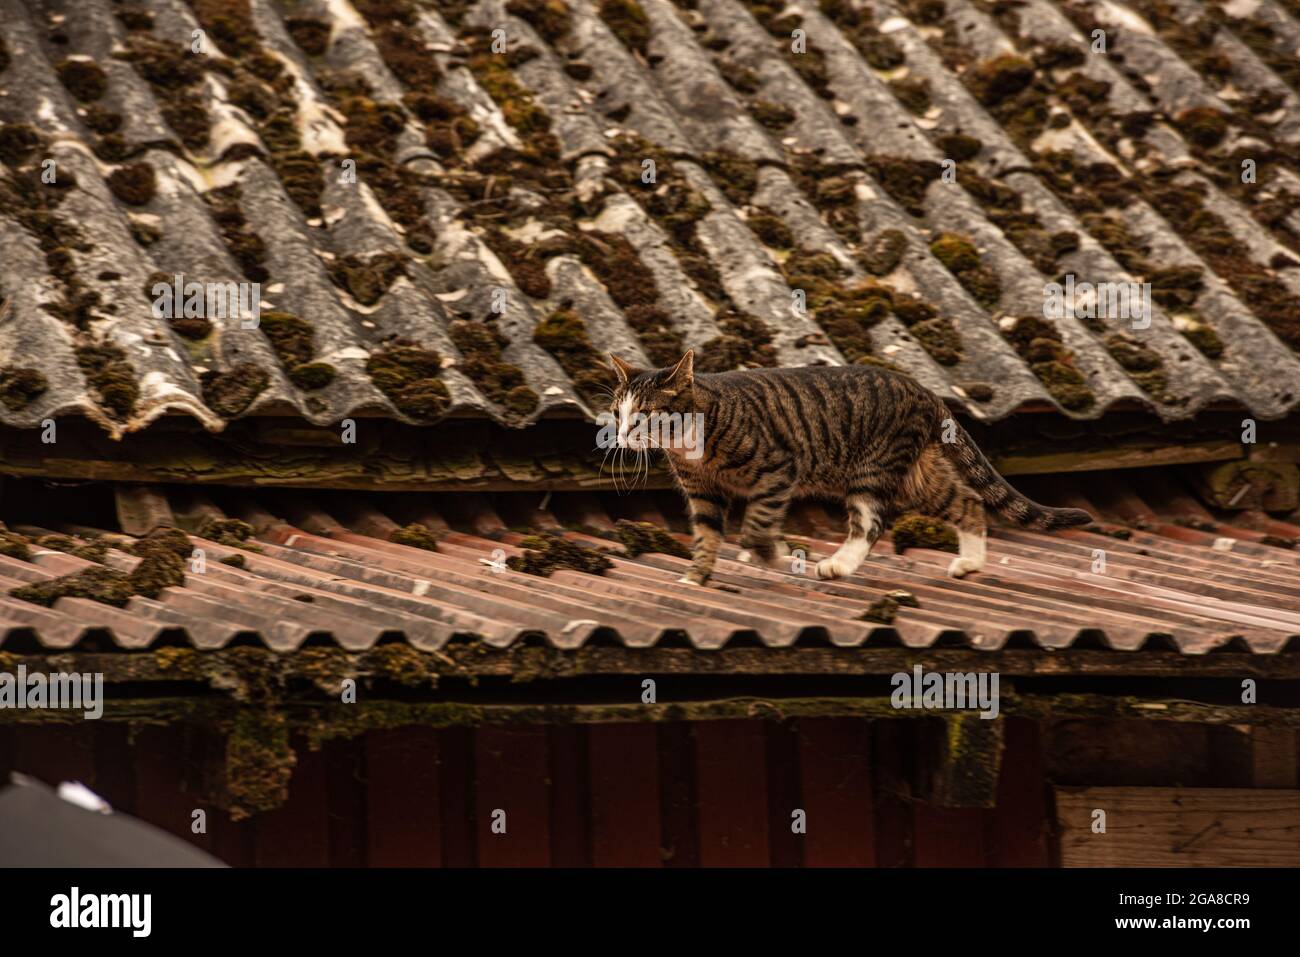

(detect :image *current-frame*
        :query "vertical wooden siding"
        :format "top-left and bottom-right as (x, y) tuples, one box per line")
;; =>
(0, 718), (1050, 867)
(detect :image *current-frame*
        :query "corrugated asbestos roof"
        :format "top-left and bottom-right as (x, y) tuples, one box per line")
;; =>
(1, 0), (1299, 438)
(1, 479), (1297, 654)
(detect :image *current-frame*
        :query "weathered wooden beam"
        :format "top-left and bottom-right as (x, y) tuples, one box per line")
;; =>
(1186, 459), (1300, 511)
(920, 713), (1006, 808)
(993, 440), (1242, 476)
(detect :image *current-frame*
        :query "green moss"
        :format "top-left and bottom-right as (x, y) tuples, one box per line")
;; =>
(201, 363), (270, 417)
(288, 362), (336, 391)
(0, 366), (48, 411)
(75, 343), (139, 419)
(533, 308), (612, 406)
(327, 252), (407, 306)
(406, 93), (481, 158)
(858, 589), (920, 624)
(615, 519), (691, 558)
(937, 133), (982, 162)
(967, 54), (1035, 106)
(0, 124), (40, 166)
(1175, 106), (1229, 148)
(891, 514), (957, 553)
(197, 518), (260, 551)
(930, 232), (1000, 307)
(285, 17), (331, 55)
(83, 106), (123, 134)
(869, 157), (940, 217)
(859, 228), (906, 275)
(700, 150), (759, 204)
(107, 162), (156, 207)
(507, 0), (572, 42)
(12, 530), (186, 607)
(0, 529), (32, 561)
(57, 59), (108, 102)
(225, 709), (295, 819)
(366, 339), (450, 420)
(747, 209), (794, 249)
(750, 99), (795, 130)
(506, 532), (614, 576)
(1180, 319), (1224, 359)
(861, 34), (905, 69)
(910, 317), (962, 365)
(259, 311), (315, 368)
(35, 534), (108, 563)
(697, 308), (778, 372)
(390, 523), (440, 551)
(600, 0), (652, 55)
(960, 382), (993, 402)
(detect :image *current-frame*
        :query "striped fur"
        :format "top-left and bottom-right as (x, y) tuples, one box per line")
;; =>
(610, 352), (1092, 584)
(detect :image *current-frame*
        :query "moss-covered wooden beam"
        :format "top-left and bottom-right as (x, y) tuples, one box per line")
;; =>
(4, 644), (1300, 689)
(920, 713), (1006, 808)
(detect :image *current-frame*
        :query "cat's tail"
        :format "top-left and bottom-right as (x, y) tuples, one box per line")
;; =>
(939, 422), (1093, 530)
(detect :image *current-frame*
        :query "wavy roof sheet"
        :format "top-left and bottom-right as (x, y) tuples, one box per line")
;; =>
(1, 0), (1299, 438)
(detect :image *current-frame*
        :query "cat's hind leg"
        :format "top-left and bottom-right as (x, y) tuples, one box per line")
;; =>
(945, 489), (987, 578)
(816, 495), (883, 580)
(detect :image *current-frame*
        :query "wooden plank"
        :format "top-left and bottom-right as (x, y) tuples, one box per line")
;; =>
(1251, 727), (1298, 788)
(326, 738), (367, 867)
(10, 725), (96, 789)
(474, 727), (551, 867)
(365, 727), (441, 867)
(994, 440), (1242, 476)
(438, 727), (476, 866)
(913, 804), (986, 866)
(91, 722), (137, 817)
(797, 717), (874, 866)
(694, 720), (770, 866)
(133, 725), (207, 851)
(871, 721), (915, 867)
(1055, 787), (1300, 867)
(765, 720), (803, 867)
(547, 724), (591, 867)
(589, 723), (659, 866)
(253, 737), (329, 867)
(985, 718), (1049, 866)
(657, 722), (699, 867)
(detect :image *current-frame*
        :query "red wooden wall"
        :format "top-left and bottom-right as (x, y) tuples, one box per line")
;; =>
(0, 718), (1050, 866)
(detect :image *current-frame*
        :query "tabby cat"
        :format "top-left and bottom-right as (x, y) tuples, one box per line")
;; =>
(609, 351), (1092, 585)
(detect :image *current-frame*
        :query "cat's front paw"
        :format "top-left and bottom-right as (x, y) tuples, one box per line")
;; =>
(815, 557), (853, 580)
(677, 572), (707, 586)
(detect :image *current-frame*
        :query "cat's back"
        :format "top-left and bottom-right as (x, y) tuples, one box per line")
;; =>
(700, 363), (935, 407)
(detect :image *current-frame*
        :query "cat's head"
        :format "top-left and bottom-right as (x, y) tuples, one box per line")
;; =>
(608, 351), (695, 450)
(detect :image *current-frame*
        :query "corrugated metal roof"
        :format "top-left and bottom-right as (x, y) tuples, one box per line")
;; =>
(0, 480), (1296, 655)
(2, 0), (1299, 438)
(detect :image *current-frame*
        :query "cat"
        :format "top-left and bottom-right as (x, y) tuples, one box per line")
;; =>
(609, 350), (1092, 585)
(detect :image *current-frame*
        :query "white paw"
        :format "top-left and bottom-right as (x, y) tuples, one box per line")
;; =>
(736, 549), (754, 564)
(815, 558), (854, 580)
(676, 576), (702, 586)
(947, 556), (983, 578)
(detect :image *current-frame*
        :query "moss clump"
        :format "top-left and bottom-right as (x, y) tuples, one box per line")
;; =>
(221, 554), (248, 568)
(288, 362), (336, 391)
(259, 311), (315, 368)
(747, 209), (794, 249)
(0, 367), (49, 411)
(600, 0), (652, 55)
(1175, 107), (1229, 149)
(0, 528), (32, 561)
(861, 34), (905, 70)
(507, 0), (572, 42)
(390, 523), (440, 551)
(615, 519), (691, 558)
(106, 162), (157, 206)
(959, 382), (994, 402)
(113, 35), (210, 151)
(201, 363), (270, 417)
(869, 157), (941, 217)
(35, 534), (108, 563)
(57, 59), (108, 102)
(937, 133), (982, 162)
(966, 54), (1035, 106)
(1003, 316), (1095, 410)
(449, 320), (538, 417)
(930, 233), (1000, 308)
(858, 589), (920, 624)
(0, 124), (40, 166)
(750, 99), (795, 130)
(406, 93), (481, 158)
(328, 252), (407, 306)
(700, 150), (759, 205)
(197, 518), (260, 551)
(11, 567), (137, 607)
(285, 17), (331, 55)
(75, 344), (139, 419)
(1179, 318), (1225, 359)
(889, 77), (931, 114)
(366, 340), (450, 420)
(910, 317), (962, 365)
(12, 529), (186, 607)
(696, 308), (778, 372)
(891, 513), (958, 553)
(205, 185), (269, 282)
(507, 533), (614, 576)
(860, 228), (907, 275)
(533, 308), (613, 406)
(225, 709), (295, 819)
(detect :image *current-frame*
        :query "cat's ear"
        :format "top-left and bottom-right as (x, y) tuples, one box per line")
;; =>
(609, 353), (639, 385)
(664, 349), (694, 390)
